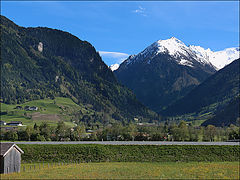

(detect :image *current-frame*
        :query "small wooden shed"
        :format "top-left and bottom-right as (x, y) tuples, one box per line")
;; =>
(0, 143), (24, 174)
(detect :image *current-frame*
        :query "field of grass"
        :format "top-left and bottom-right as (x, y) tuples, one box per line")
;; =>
(1, 162), (239, 179)
(0, 97), (90, 127)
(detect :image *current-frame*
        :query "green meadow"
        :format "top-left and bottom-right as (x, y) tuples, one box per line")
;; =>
(1, 162), (239, 179)
(0, 97), (89, 127)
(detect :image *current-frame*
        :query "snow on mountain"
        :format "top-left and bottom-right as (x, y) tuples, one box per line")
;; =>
(189, 46), (239, 70)
(156, 37), (189, 57)
(209, 47), (239, 70)
(139, 37), (190, 59)
(189, 45), (213, 61)
(110, 64), (120, 71)
(123, 37), (213, 68)
(179, 59), (194, 67)
(118, 37), (239, 70)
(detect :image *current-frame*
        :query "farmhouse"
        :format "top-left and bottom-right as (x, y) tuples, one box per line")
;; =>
(24, 106), (38, 111)
(6, 121), (23, 126)
(0, 143), (24, 174)
(29, 106), (38, 111)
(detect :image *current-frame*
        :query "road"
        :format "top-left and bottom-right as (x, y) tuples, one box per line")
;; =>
(14, 141), (240, 145)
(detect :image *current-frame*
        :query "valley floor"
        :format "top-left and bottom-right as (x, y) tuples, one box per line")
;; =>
(1, 162), (239, 179)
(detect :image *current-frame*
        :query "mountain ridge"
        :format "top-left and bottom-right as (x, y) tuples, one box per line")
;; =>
(111, 37), (239, 71)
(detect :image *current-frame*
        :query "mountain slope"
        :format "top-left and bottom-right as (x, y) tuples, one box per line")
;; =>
(0, 15), (159, 124)
(201, 96), (240, 127)
(162, 59), (240, 116)
(114, 37), (216, 112)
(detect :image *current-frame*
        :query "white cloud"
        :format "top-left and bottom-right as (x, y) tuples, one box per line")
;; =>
(98, 51), (129, 65)
(133, 6), (147, 16)
(99, 51), (129, 58)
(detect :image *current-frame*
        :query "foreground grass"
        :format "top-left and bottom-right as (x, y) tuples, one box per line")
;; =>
(1, 162), (239, 179)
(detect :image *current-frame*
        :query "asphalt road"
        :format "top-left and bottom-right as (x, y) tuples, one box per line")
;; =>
(14, 141), (240, 145)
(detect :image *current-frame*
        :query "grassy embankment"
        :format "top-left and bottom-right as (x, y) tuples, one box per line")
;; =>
(1, 162), (239, 179)
(0, 97), (91, 127)
(19, 144), (240, 163)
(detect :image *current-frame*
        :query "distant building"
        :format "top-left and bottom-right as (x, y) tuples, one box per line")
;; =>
(24, 106), (38, 111)
(6, 121), (23, 126)
(29, 106), (38, 111)
(0, 143), (24, 174)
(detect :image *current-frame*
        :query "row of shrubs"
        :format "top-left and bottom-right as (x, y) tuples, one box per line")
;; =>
(18, 144), (240, 163)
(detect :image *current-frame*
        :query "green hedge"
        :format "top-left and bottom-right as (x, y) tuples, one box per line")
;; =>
(18, 144), (240, 163)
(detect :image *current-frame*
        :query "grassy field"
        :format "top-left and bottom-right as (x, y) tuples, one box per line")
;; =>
(1, 162), (239, 179)
(0, 97), (91, 127)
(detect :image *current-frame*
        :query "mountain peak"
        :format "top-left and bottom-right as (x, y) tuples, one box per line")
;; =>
(157, 37), (184, 44)
(155, 37), (187, 56)
(113, 37), (239, 71)
(122, 37), (209, 68)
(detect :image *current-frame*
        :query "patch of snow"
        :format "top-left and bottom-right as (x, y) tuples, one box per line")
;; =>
(110, 64), (120, 71)
(178, 59), (193, 67)
(189, 45), (213, 59)
(189, 46), (239, 70)
(209, 47), (239, 70)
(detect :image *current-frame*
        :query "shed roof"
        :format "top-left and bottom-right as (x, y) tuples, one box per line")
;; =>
(0, 143), (24, 157)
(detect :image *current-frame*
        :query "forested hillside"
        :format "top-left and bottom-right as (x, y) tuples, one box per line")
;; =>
(202, 96), (240, 127)
(0, 15), (159, 125)
(162, 59), (239, 118)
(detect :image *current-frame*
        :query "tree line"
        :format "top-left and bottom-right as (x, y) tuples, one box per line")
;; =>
(1, 121), (239, 142)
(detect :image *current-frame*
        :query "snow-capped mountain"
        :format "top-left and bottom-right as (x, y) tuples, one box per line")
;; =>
(118, 37), (215, 70)
(114, 37), (218, 112)
(111, 37), (239, 71)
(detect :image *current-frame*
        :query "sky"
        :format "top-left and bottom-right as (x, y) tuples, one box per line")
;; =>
(1, 1), (239, 66)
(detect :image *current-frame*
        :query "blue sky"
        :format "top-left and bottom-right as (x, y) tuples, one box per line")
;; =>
(1, 1), (239, 65)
